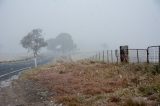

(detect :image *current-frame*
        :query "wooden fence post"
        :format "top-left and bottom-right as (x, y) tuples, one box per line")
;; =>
(103, 51), (104, 62)
(147, 49), (149, 64)
(92, 56), (94, 61)
(107, 50), (109, 63)
(99, 52), (100, 61)
(115, 49), (119, 64)
(111, 50), (113, 63)
(95, 54), (97, 61)
(137, 49), (139, 63)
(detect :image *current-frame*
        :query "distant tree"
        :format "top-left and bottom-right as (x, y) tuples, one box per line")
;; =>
(47, 33), (77, 53)
(21, 29), (47, 67)
(47, 38), (57, 51)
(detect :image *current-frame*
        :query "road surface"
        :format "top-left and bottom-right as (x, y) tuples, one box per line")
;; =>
(0, 56), (54, 81)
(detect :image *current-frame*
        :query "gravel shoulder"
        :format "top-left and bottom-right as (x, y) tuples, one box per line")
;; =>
(0, 77), (57, 106)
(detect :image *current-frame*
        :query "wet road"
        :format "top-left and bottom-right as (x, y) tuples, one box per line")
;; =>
(0, 56), (54, 81)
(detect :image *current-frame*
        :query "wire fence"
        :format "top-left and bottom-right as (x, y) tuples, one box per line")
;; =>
(86, 45), (160, 64)
(128, 49), (147, 63)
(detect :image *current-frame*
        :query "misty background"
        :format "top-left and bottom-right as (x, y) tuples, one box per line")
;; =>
(0, 0), (160, 59)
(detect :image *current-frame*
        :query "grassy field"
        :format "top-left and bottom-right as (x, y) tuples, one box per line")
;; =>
(19, 60), (160, 106)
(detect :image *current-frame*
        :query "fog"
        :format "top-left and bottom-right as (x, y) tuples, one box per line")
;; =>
(0, 0), (160, 56)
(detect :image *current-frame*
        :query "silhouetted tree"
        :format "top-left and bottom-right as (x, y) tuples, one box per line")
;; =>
(47, 33), (76, 53)
(21, 29), (47, 67)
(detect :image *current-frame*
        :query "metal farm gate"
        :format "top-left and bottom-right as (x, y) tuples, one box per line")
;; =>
(128, 49), (147, 63)
(147, 46), (160, 64)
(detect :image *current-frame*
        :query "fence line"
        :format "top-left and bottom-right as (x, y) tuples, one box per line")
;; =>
(85, 45), (160, 64)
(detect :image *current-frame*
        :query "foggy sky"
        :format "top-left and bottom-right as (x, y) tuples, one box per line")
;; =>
(0, 0), (160, 54)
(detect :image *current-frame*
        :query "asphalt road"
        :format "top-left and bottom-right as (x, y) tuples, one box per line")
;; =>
(0, 56), (54, 81)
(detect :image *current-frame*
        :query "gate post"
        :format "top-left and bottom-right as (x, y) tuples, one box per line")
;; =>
(120, 46), (129, 63)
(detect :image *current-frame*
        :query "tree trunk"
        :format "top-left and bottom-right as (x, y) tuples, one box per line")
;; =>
(34, 51), (38, 68)
(34, 56), (37, 68)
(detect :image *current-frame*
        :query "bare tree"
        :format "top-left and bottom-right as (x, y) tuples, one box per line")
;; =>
(21, 29), (47, 67)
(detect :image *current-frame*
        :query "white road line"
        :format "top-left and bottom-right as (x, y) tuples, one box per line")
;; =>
(0, 67), (31, 78)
